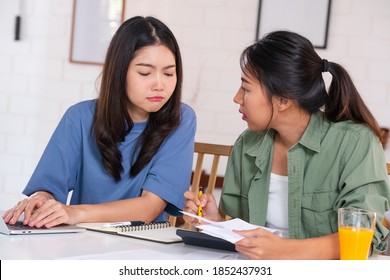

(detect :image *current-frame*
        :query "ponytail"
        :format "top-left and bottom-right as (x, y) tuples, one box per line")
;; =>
(324, 61), (382, 139)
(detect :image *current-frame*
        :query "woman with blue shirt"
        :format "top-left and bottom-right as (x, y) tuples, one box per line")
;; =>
(184, 31), (390, 259)
(3, 16), (196, 228)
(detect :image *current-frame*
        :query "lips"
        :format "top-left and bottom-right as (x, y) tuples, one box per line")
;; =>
(147, 96), (164, 102)
(239, 109), (247, 121)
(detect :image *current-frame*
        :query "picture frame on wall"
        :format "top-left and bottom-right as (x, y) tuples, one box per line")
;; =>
(256, 0), (332, 49)
(70, 0), (124, 65)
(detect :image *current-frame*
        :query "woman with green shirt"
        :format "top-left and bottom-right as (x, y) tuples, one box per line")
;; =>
(184, 31), (390, 259)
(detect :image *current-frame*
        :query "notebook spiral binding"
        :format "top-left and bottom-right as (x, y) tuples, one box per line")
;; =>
(116, 221), (170, 232)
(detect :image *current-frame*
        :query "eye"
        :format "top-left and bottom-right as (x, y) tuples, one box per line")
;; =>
(138, 72), (150, 76)
(164, 73), (175, 77)
(241, 86), (249, 94)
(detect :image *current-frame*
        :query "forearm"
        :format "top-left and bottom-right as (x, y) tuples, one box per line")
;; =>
(73, 193), (167, 223)
(285, 233), (340, 259)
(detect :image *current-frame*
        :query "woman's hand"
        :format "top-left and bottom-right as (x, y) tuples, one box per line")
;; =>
(183, 189), (222, 225)
(234, 228), (291, 259)
(25, 200), (80, 228)
(234, 229), (340, 260)
(2, 191), (55, 225)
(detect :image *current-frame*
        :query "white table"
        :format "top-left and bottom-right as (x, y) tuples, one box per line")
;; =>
(1, 228), (389, 260)
(2, 229), (389, 280)
(0, 229), (243, 260)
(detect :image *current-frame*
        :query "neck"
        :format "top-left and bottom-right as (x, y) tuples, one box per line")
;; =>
(273, 109), (311, 149)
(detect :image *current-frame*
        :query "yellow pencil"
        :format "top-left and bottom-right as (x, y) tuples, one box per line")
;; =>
(197, 186), (203, 217)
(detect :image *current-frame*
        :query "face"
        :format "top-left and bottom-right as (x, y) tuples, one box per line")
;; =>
(233, 70), (275, 131)
(126, 44), (177, 122)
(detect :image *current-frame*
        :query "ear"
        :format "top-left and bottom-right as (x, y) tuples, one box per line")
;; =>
(277, 97), (293, 111)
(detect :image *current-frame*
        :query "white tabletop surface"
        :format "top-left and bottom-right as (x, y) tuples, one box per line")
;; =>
(0, 229), (244, 260)
(2, 229), (389, 260)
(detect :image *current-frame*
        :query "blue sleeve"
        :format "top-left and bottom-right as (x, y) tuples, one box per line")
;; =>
(23, 106), (83, 203)
(142, 104), (197, 216)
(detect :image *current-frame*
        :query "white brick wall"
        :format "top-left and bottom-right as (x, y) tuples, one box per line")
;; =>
(0, 0), (389, 208)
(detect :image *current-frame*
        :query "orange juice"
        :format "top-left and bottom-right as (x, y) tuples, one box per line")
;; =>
(338, 226), (374, 260)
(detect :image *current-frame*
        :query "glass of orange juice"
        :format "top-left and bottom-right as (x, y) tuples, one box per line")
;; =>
(338, 208), (377, 260)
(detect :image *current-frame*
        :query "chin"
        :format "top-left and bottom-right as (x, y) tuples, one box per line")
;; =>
(149, 107), (163, 113)
(153, 106), (163, 112)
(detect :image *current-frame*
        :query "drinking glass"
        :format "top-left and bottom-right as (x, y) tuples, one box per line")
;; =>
(338, 208), (377, 260)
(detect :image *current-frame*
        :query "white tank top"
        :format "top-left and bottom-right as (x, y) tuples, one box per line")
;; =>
(265, 172), (289, 237)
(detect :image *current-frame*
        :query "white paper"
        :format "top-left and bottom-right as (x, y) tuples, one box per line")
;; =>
(180, 211), (282, 243)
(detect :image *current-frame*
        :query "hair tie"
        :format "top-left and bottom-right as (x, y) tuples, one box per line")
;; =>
(322, 59), (329, 72)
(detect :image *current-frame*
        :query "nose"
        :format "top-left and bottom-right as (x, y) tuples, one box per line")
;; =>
(152, 73), (164, 91)
(233, 88), (243, 105)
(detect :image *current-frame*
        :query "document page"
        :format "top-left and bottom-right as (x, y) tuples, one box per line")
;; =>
(180, 211), (281, 243)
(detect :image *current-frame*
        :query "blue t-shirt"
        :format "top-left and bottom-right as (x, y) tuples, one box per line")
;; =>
(23, 99), (197, 222)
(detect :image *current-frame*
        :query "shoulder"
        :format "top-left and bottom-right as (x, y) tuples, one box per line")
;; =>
(63, 99), (96, 121)
(178, 103), (196, 128)
(180, 103), (196, 120)
(66, 99), (96, 114)
(324, 120), (383, 161)
(329, 120), (376, 142)
(57, 100), (96, 132)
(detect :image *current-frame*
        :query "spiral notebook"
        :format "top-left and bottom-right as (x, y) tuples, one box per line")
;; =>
(77, 221), (182, 244)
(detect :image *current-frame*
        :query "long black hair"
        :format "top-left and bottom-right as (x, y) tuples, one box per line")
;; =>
(93, 16), (183, 181)
(240, 30), (381, 138)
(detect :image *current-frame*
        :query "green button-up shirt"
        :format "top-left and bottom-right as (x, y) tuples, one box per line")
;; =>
(220, 111), (390, 254)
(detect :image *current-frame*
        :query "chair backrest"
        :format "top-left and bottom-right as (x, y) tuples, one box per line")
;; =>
(169, 142), (233, 227)
(190, 142), (233, 195)
(383, 210), (390, 256)
(384, 163), (390, 255)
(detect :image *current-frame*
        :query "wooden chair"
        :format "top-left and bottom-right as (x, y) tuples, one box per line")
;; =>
(384, 163), (390, 255)
(384, 213), (390, 256)
(190, 142), (233, 196)
(169, 142), (233, 227)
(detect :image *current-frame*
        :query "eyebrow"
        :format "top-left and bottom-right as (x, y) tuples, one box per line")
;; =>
(135, 63), (176, 70)
(241, 77), (251, 84)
